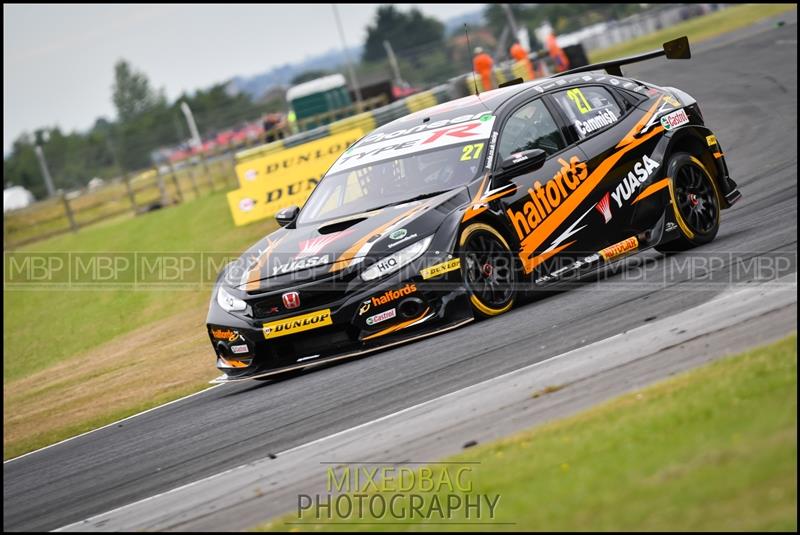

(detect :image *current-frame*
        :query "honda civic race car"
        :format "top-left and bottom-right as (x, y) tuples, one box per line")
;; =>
(207, 37), (741, 382)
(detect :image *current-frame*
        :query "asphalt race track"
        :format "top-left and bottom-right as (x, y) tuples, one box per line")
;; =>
(4, 15), (798, 532)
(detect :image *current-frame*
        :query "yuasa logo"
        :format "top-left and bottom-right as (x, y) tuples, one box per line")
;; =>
(272, 255), (330, 276)
(595, 192), (612, 223)
(610, 155), (660, 208)
(296, 230), (352, 258)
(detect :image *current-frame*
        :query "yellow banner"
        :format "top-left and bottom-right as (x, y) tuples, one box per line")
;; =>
(227, 128), (363, 226)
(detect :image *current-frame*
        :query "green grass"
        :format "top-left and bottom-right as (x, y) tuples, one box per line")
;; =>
(4, 378), (213, 460)
(258, 334), (798, 532)
(589, 4), (797, 63)
(3, 190), (276, 383)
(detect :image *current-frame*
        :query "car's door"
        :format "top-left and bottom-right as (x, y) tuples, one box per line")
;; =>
(549, 84), (661, 249)
(493, 96), (594, 278)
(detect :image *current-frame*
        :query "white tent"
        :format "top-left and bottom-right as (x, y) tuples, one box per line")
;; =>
(4, 186), (35, 213)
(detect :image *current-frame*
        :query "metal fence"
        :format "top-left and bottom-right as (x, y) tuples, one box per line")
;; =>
(3, 152), (239, 248)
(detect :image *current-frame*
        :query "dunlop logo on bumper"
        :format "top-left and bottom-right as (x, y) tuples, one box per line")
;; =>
(420, 258), (461, 280)
(599, 236), (638, 262)
(263, 309), (332, 339)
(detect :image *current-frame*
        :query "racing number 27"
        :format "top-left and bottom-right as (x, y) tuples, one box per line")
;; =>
(567, 88), (593, 114)
(461, 143), (484, 161)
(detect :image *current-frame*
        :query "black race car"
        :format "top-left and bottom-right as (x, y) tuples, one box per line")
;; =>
(207, 37), (741, 382)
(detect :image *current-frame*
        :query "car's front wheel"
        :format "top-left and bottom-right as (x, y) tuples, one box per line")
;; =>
(458, 222), (516, 319)
(656, 152), (722, 253)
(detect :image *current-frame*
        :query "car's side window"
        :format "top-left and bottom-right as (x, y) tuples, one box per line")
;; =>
(553, 86), (623, 140)
(497, 99), (565, 163)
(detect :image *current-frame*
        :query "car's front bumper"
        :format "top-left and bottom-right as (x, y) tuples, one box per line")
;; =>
(206, 255), (473, 382)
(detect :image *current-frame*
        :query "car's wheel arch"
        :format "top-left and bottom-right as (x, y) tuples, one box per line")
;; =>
(662, 126), (730, 207)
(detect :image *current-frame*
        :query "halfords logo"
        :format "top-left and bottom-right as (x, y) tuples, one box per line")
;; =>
(262, 309), (332, 339)
(575, 109), (617, 136)
(370, 283), (416, 306)
(211, 328), (239, 342)
(610, 155), (660, 208)
(507, 155), (588, 241)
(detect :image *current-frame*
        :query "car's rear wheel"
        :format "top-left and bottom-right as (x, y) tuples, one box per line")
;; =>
(458, 223), (516, 319)
(656, 152), (722, 253)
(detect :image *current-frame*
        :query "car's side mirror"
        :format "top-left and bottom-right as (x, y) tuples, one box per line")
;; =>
(494, 148), (547, 184)
(275, 205), (299, 227)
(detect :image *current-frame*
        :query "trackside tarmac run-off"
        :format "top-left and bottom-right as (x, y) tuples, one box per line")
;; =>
(4, 12), (799, 532)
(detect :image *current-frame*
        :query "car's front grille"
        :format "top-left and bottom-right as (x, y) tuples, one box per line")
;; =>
(249, 275), (353, 319)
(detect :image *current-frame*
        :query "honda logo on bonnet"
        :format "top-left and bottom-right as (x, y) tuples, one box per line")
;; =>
(282, 291), (300, 309)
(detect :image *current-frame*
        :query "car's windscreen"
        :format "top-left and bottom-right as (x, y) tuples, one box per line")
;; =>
(296, 112), (496, 225)
(296, 142), (487, 225)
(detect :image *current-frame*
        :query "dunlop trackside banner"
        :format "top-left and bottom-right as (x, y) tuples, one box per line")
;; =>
(226, 128), (363, 226)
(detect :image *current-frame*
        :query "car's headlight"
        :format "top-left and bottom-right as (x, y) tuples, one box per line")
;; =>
(361, 235), (433, 282)
(217, 285), (247, 312)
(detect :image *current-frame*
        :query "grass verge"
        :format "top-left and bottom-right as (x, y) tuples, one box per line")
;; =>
(589, 4), (797, 63)
(3, 190), (276, 459)
(258, 334), (797, 532)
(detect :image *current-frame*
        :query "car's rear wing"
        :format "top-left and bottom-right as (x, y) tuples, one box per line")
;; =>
(553, 36), (691, 78)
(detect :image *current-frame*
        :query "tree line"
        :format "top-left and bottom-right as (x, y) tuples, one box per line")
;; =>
(5, 60), (285, 199)
(5, 4), (645, 200)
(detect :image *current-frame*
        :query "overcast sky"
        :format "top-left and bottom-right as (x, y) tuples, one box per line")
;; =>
(3, 3), (483, 153)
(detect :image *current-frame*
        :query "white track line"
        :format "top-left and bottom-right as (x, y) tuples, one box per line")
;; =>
(4, 384), (223, 464)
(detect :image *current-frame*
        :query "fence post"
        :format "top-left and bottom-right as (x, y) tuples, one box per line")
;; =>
(155, 166), (169, 206)
(179, 160), (199, 198)
(200, 153), (214, 192)
(124, 173), (138, 213)
(171, 171), (183, 203)
(60, 190), (79, 233)
(227, 152), (238, 188)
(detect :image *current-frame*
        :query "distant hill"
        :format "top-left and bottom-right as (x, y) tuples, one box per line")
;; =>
(443, 8), (485, 35)
(227, 45), (363, 100)
(227, 8), (486, 100)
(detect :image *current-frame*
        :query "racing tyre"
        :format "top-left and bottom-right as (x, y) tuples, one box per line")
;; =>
(656, 152), (721, 253)
(458, 223), (516, 319)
